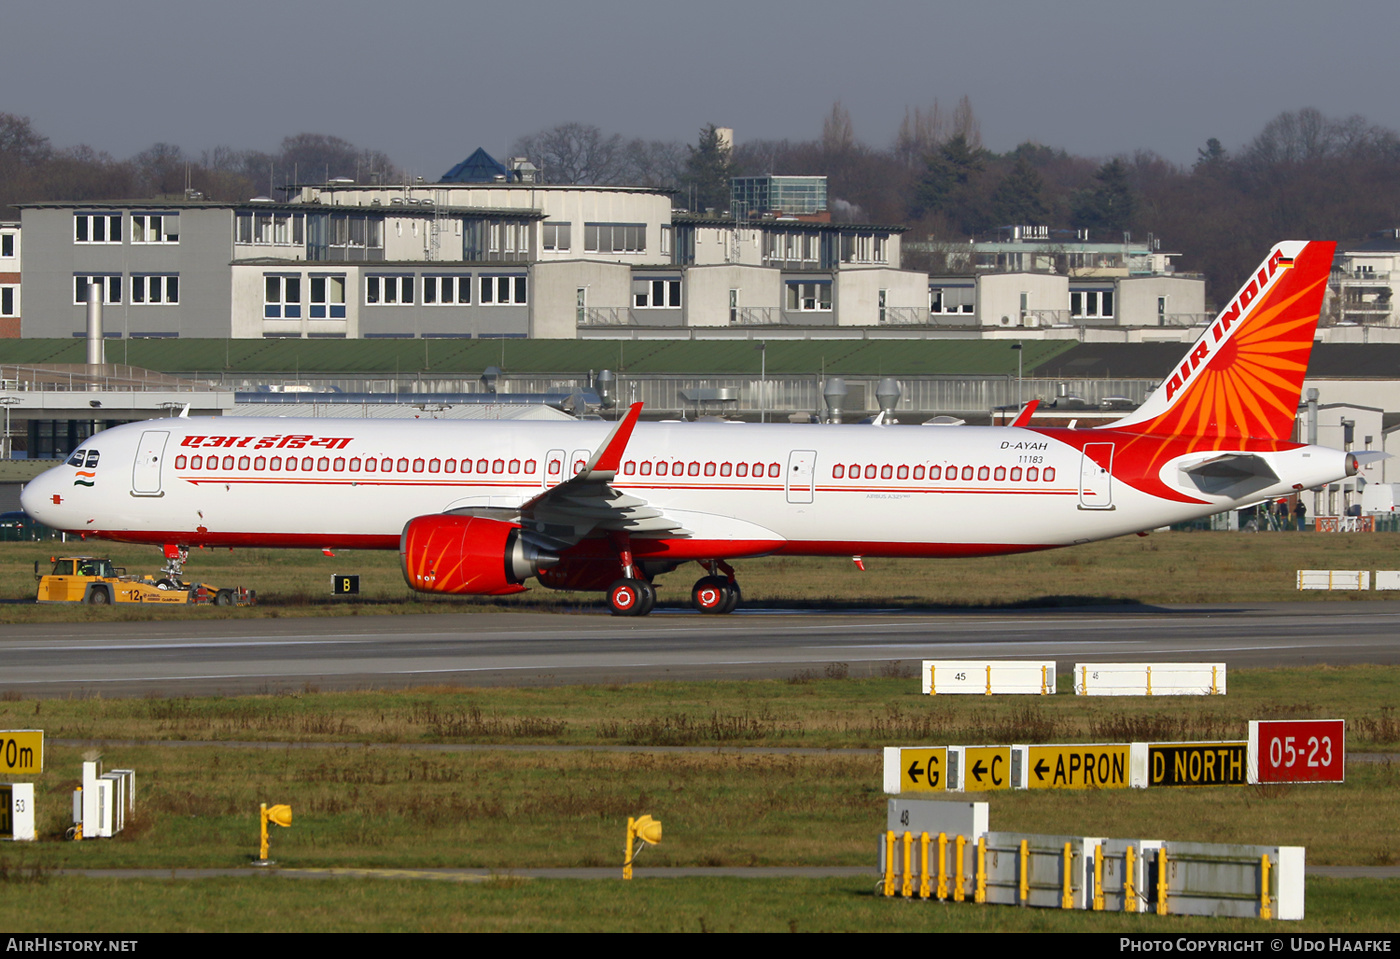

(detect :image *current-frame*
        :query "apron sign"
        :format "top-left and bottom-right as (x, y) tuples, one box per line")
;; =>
(1023, 744), (1130, 790)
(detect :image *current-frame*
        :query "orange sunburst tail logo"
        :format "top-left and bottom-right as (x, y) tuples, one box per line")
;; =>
(1108, 240), (1334, 441)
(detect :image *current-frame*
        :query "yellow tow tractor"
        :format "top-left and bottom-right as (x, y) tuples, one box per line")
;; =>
(35, 555), (256, 606)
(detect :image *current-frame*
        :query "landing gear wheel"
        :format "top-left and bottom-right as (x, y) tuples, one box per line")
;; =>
(607, 578), (647, 617)
(636, 580), (657, 617)
(719, 582), (741, 614)
(692, 576), (728, 614)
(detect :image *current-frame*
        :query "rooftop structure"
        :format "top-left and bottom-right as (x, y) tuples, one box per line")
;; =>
(731, 176), (828, 219)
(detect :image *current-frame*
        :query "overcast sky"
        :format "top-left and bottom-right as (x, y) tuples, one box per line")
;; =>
(6, 0), (1399, 177)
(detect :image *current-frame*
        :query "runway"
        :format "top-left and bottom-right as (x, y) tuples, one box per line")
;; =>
(2, 601), (1397, 697)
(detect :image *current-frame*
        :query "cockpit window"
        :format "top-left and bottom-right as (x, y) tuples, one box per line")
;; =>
(67, 449), (86, 467)
(84, 451), (99, 468)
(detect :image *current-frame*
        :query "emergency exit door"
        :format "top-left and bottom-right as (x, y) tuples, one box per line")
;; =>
(1079, 443), (1114, 509)
(787, 450), (816, 504)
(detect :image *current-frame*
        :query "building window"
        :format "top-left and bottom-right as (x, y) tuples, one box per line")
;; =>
(366, 275), (415, 305)
(0, 286), (16, 317)
(541, 222), (571, 252)
(930, 287), (975, 314)
(785, 282), (832, 312)
(74, 214), (122, 244)
(237, 212), (306, 246)
(131, 274), (179, 304)
(423, 275), (472, 305)
(480, 275), (527, 305)
(1071, 290), (1114, 318)
(310, 275), (346, 318)
(763, 231), (823, 265)
(131, 214), (178, 244)
(633, 279), (681, 308)
(73, 275), (122, 305)
(0, 232), (15, 258)
(265, 275), (301, 318)
(584, 223), (646, 254)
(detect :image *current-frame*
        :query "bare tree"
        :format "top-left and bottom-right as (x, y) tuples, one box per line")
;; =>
(894, 102), (945, 167)
(622, 138), (686, 192)
(822, 101), (856, 155)
(951, 95), (982, 151)
(510, 123), (629, 185)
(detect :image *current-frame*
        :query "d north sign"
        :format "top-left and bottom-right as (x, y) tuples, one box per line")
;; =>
(1148, 742), (1248, 787)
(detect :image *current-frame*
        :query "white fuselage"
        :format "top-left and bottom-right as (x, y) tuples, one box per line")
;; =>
(21, 416), (1352, 561)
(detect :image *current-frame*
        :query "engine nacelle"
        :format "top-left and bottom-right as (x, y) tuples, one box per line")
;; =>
(400, 514), (556, 596)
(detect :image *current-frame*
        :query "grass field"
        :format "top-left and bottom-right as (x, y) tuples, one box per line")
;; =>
(1, 533), (1398, 932)
(4, 530), (1400, 620)
(0, 877), (1393, 934)
(0, 667), (1396, 931)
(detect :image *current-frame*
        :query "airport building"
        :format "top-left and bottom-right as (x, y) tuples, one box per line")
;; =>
(0, 221), (19, 338)
(1328, 229), (1400, 327)
(10, 149), (1220, 342)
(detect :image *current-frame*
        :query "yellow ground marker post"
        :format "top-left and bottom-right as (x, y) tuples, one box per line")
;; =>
(1156, 847), (1168, 915)
(901, 831), (913, 898)
(1260, 854), (1272, 920)
(1093, 843), (1105, 911)
(975, 835), (987, 903)
(937, 833), (949, 901)
(1061, 842), (1074, 909)
(1018, 840), (1029, 905)
(883, 831), (896, 897)
(1125, 846), (1137, 913)
(954, 835), (966, 902)
(919, 832), (931, 900)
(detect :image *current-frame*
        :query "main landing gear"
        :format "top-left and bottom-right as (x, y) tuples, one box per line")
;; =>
(601, 536), (741, 618)
(607, 577), (656, 617)
(606, 532), (656, 617)
(691, 560), (740, 615)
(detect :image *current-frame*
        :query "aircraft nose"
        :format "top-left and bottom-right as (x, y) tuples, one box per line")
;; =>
(20, 468), (66, 527)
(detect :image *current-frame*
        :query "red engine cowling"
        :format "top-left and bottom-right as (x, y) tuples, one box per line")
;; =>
(400, 515), (556, 596)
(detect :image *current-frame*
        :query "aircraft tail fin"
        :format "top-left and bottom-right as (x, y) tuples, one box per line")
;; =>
(1107, 240), (1335, 440)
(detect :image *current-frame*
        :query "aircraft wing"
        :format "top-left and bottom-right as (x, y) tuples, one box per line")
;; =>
(446, 403), (690, 550)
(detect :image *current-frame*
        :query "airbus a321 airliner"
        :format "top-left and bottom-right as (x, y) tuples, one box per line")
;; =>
(22, 240), (1355, 616)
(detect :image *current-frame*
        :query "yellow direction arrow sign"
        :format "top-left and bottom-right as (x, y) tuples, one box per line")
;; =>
(962, 746), (1011, 791)
(896, 748), (946, 793)
(0, 731), (42, 776)
(1025, 744), (1129, 790)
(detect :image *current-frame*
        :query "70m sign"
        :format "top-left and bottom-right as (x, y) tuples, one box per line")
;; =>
(1248, 720), (1345, 784)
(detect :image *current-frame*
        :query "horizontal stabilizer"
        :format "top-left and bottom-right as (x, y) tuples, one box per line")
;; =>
(1178, 453), (1279, 499)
